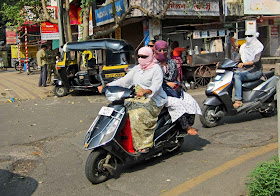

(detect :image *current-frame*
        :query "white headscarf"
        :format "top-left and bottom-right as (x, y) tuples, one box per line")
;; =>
(239, 30), (264, 63)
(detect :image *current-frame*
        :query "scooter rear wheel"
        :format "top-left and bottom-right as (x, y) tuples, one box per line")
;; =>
(85, 149), (117, 184)
(200, 105), (223, 128)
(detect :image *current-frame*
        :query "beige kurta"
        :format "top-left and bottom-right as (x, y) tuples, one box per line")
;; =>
(36, 49), (47, 68)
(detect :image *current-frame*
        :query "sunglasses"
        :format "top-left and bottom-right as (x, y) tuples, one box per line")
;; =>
(157, 49), (168, 52)
(138, 55), (149, 59)
(245, 35), (254, 37)
(148, 45), (154, 47)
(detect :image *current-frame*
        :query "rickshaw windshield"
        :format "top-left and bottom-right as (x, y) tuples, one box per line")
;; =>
(106, 50), (135, 66)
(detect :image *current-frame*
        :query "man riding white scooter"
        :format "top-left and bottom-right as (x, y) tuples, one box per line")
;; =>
(233, 30), (264, 109)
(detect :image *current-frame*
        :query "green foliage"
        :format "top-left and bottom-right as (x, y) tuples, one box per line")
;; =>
(80, 0), (95, 9)
(246, 156), (280, 196)
(0, 0), (42, 27)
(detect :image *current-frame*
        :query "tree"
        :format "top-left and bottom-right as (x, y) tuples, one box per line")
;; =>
(91, 0), (172, 39)
(0, 0), (42, 28)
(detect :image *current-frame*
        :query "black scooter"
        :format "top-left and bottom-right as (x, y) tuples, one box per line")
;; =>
(83, 86), (186, 184)
(200, 59), (278, 128)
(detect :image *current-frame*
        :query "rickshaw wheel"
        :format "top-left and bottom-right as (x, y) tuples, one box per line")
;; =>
(54, 86), (68, 97)
(193, 66), (212, 87)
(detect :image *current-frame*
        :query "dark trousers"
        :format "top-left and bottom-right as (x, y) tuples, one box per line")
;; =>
(178, 113), (195, 129)
(39, 64), (48, 87)
(47, 63), (58, 83)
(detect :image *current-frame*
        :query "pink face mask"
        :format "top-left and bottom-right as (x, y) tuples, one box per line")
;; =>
(137, 47), (155, 70)
(154, 40), (168, 63)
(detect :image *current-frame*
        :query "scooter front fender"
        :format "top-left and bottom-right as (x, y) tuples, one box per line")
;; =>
(84, 105), (126, 151)
(203, 96), (222, 106)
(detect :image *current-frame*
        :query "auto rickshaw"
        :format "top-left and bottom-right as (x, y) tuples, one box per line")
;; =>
(54, 39), (136, 97)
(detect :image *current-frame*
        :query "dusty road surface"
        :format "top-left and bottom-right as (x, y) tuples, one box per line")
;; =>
(0, 89), (277, 196)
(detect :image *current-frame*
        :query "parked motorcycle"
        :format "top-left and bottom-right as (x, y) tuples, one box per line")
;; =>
(14, 58), (38, 71)
(200, 59), (278, 128)
(83, 85), (186, 184)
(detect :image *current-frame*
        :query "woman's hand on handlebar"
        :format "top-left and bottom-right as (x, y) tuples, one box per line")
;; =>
(136, 89), (152, 97)
(98, 85), (103, 94)
(238, 63), (244, 68)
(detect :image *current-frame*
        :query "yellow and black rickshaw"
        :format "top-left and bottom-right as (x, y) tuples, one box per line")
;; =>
(54, 39), (136, 97)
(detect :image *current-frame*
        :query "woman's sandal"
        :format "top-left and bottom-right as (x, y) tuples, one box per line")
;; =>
(233, 101), (243, 109)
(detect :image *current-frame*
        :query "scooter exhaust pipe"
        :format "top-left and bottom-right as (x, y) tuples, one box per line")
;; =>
(211, 111), (224, 118)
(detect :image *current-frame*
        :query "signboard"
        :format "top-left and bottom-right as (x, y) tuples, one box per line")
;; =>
(11, 45), (38, 58)
(218, 30), (225, 36)
(41, 22), (59, 40)
(201, 31), (208, 38)
(115, 27), (121, 39)
(193, 31), (201, 39)
(78, 25), (83, 41)
(245, 20), (256, 33)
(244, 0), (280, 15)
(143, 20), (149, 45)
(95, 0), (126, 26)
(69, 5), (82, 25)
(6, 28), (17, 45)
(89, 7), (93, 36)
(166, 0), (219, 16)
(209, 30), (217, 37)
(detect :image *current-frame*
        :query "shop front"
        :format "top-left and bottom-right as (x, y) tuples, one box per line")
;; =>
(161, 0), (228, 86)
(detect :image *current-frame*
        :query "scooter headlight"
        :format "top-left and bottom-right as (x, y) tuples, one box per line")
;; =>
(99, 118), (120, 145)
(105, 90), (125, 102)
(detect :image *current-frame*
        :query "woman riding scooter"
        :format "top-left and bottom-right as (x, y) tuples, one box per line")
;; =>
(233, 30), (264, 108)
(98, 46), (167, 153)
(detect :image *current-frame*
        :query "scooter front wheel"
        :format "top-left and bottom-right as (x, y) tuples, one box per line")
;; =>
(85, 149), (117, 184)
(200, 105), (223, 128)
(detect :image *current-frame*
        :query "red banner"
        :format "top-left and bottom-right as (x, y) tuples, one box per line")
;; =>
(6, 28), (17, 45)
(69, 5), (82, 25)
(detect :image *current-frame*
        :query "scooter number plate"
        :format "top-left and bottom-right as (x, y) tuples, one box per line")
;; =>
(98, 106), (114, 116)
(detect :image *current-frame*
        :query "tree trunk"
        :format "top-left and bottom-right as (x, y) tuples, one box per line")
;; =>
(82, 7), (90, 41)
(65, 0), (72, 42)
(41, 0), (58, 24)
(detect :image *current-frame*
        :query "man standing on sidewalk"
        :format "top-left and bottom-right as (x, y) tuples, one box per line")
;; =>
(46, 44), (58, 84)
(37, 44), (48, 87)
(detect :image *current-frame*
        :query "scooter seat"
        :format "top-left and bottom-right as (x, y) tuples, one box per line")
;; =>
(242, 79), (263, 90)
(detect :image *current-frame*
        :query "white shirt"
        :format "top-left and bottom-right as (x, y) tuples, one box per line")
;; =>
(108, 64), (167, 107)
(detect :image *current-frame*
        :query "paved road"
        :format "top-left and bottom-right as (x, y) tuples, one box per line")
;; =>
(0, 90), (277, 196)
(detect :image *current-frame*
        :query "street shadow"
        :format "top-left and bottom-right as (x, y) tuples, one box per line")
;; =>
(114, 135), (210, 179)
(218, 111), (275, 126)
(0, 169), (38, 196)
